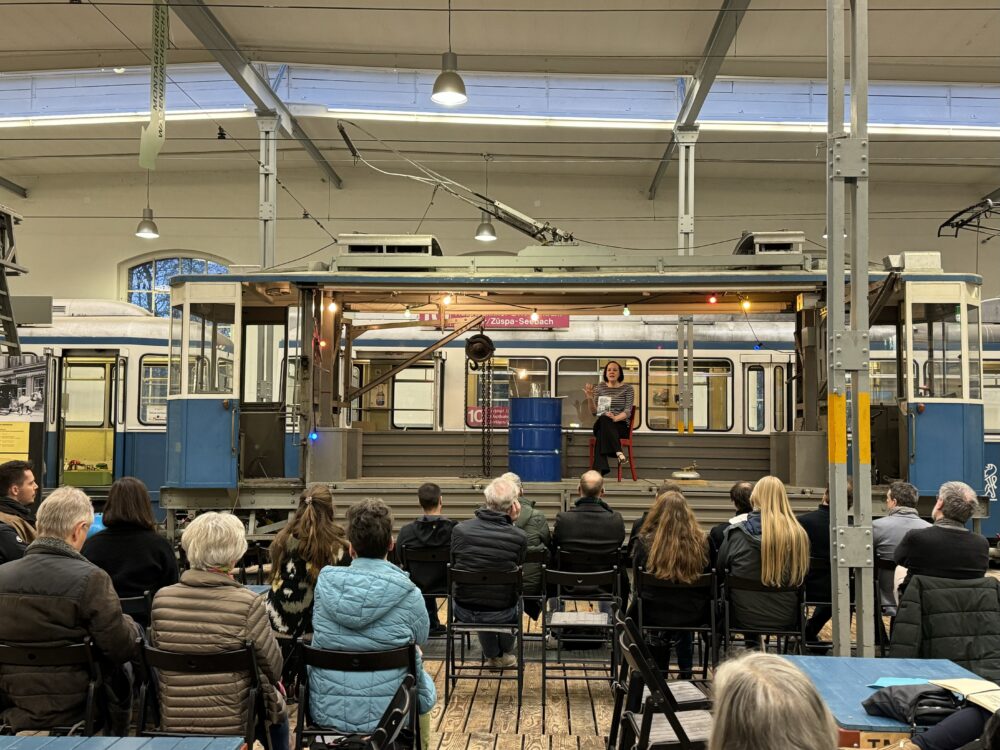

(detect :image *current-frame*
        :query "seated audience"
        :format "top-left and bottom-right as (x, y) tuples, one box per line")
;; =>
(311, 498), (436, 746)
(629, 490), (711, 679)
(502, 471), (551, 621)
(553, 470), (626, 590)
(82, 477), (178, 623)
(902, 706), (1000, 750)
(0, 460), (38, 564)
(627, 479), (684, 554)
(717, 475), (810, 634)
(708, 481), (754, 563)
(709, 651), (837, 750)
(798, 483), (853, 642)
(894, 480), (989, 595)
(394, 481), (457, 634)
(451, 477), (527, 669)
(150, 512), (288, 750)
(0, 487), (138, 731)
(872, 480), (928, 613)
(267, 483), (349, 638)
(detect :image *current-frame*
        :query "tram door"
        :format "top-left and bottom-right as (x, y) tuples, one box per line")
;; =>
(58, 352), (123, 489)
(742, 356), (792, 434)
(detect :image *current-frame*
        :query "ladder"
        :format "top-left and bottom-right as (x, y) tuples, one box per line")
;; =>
(0, 204), (25, 354)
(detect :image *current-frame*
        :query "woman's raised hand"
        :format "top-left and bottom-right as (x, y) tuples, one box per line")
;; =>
(583, 383), (595, 397)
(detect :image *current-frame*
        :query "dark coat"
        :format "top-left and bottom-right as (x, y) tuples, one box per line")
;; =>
(0, 538), (138, 731)
(514, 499), (550, 596)
(82, 523), (179, 604)
(0, 497), (34, 563)
(395, 514), (457, 595)
(890, 575), (1000, 681)
(797, 504), (832, 602)
(552, 497), (627, 599)
(0, 522), (26, 564)
(451, 508), (526, 611)
(628, 536), (712, 629)
(894, 521), (990, 595)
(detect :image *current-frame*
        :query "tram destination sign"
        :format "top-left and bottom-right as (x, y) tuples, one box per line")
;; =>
(419, 313), (570, 330)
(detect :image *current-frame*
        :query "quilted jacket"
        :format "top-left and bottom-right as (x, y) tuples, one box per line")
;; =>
(310, 557), (436, 733)
(149, 569), (287, 734)
(890, 574), (1000, 681)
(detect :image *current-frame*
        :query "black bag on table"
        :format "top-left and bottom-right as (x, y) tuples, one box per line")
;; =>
(862, 683), (962, 727)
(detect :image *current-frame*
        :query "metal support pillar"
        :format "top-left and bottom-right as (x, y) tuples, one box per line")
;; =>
(257, 111), (278, 270)
(676, 127), (700, 256)
(677, 316), (695, 433)
(827, 0), (874, 657)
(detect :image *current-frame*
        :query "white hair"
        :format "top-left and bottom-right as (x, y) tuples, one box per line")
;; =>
(499, 472), (523, 495)
(181, 512), (248, 571)
(36, 487), (94, 539)
(484, 477), (518, 513)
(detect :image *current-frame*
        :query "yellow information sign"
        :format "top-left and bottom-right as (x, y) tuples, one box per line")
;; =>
(0, 423), (30, 463)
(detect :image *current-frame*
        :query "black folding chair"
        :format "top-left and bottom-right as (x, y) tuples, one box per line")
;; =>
(0, 638), (101, 736)
(238, 543), (269, 586)
(119, 590), (153, 624)
(874, 556), (898, 656)
(369, 675), (417, 750)
(138, 641), (266, 750)
(722, 572), (806, 655)
(445, 566), (524, 705)
(295, 640), (420, 750)
(618, 618), (713, 750)
(634, 569), (718, 678)
(399, 545), (450, 639)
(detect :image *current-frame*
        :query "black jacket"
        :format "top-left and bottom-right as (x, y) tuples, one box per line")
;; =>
(553, 497), (627, 599)
(81, 524), (179, 618)
(451, 508), (526, 611)
(0, 522), (26, 564)
(797, 504), (832, 602)
(628, 536), (712, 629)
(0, 497), (34, 563)
(395, 514), (457, 594)
(894, 520), (990, 594)
(890, 575), (1000, 681)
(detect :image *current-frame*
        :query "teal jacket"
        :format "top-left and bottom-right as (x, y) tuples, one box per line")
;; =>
(310, 557), (436, 732)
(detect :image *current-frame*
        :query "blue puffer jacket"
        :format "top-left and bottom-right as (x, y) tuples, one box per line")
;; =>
(310, 557), (436, 732)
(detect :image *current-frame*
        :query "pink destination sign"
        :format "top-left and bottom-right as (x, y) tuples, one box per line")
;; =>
(419, 313), (570, 330)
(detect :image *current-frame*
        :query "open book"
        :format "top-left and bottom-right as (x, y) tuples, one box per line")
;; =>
(931, 678), (1000, 712)
(597, 395), (612, 415)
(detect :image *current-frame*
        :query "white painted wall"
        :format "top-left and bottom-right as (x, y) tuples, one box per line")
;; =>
(4, 166), (996, 299)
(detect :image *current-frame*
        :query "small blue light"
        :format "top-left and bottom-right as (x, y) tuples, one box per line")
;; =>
(308, 431), (319, 441)
(753, 343), (762, 350)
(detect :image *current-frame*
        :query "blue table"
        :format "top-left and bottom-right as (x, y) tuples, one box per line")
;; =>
(245, 584), (268, 596)
(784, 656), (983, 732)
(0, 738), (243, 750)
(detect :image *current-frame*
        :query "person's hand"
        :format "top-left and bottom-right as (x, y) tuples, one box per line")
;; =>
(583, 383), (594, 398)
(509, 498), (522, 521)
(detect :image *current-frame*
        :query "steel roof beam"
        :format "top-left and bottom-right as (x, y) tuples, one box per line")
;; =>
(0, 177), (28, 200)
(166, 0), (343, 189)
(647, 0), (751, 199)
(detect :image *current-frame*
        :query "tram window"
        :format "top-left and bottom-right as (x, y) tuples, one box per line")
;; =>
(188, 303), (236, 395)
(169, 306), (182, 396)
(63, 365), (107, 427)
(465, 357), (550, 428)
(746, 366), (765, 432)
(984, 362), (1000, 434)
(870, 360), (898, 403)
(968, 305), (982, 400)
(242, 323), (286, 403)
(555, 357), (641, 430)
(392, 367), (434, 429)
(351, 364), (362, 423)
(646, 358), (732, 432)
(139, 356), (168, 425)
(773, 366), (786, 432)
(913, 303), (963, 398)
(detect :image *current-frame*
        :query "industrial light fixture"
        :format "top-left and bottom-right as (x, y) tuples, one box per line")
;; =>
(431, 0), (468, 106)
(113, 67), (126, 74)
(741, 298), (752, 312)
(404, 306), (412, 319)
(822, 227), (848, 240)
(622, 304), (631, 317)
(474, 154), (497, 241)
(708, 293), (718, 305)
(327, 301), (338, 313)
(442, 293), (453, 306)
(530, 309), (539, 322)
(135, 171), (160, 239)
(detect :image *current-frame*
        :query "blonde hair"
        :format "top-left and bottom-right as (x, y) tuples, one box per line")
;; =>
(640, 491), (707, 584)
(710, 652), (837, 750)
(182, 512), (248, 571)
(36, 486), (94, 538)
(751, 476), (809, 587)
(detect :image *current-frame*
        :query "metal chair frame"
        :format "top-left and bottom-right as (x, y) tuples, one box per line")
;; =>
(399, 544), (451, 640)
(588, 406), (638, 482)
(118, 589), (153, 623)
(722, 572), (807, 655)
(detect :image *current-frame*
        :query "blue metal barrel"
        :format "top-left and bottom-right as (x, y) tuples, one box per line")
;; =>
(508, 397), (562, 481)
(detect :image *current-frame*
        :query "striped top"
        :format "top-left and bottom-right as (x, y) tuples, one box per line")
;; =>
(593, 383), (635, 418)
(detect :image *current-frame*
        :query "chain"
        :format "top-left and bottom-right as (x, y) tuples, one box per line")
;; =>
(479, 357), (494, 477)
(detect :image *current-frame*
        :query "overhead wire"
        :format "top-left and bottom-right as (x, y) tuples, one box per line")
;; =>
(4, 2), (999, 11)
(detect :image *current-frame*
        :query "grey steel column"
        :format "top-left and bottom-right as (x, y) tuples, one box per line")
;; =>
(257, 111), (278, 269)
(676, 128), (700, 256)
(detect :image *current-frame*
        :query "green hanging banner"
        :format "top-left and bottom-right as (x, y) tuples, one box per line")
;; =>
(139, 0), (168, 170)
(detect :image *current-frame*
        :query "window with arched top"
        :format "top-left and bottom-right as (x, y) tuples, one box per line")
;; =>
(124, 254), (229, 316)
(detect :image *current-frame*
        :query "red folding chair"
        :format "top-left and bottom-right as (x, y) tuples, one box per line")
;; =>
(589, 406), (638, 482)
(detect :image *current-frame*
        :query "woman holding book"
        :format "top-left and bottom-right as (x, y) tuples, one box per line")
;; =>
(583, 360), (635, 476)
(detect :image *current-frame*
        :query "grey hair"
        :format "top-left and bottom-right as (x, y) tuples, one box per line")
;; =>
(938, 481), (978, 524)
(499, 472), (523, 496)
(889, 480), (919, 508)
(709, 652), (837, 750)
(181, 512), (248, 571)
(36, 487), (94, 539)
(484, 477), (518, 513)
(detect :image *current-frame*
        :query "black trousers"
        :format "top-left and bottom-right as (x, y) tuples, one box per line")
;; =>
(914, 706), (988, 750)
(592, 416), (629, 473)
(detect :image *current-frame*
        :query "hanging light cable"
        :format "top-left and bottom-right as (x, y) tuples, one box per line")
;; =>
(475, 154), (498, 242)
(431, 0), (468, 106)
(135, 170), (160, 240)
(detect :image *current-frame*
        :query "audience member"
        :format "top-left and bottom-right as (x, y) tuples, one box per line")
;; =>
(717, 476), (810, 634)
(872, 480), (928, 612)
(629, 490), (711, 678)
(395, 482), (457, 634)
(310, 498), (436, 746)
(709, 652), (837, 750)
(150, 512), (288, 750)
(627, 479), (683, 554)
(900, 706), (1000, 750)
(0, 487), (138, 731)
(267, 483), (349, 638)
(451, 477), (527, 669)
(0, 460), (38, 563)
(798, 483), (853, 642)
(894, 480), (989, 595)
(82, 477), (178, 623)
(708, 481), (754, 563)
(501, 472), (550, 621)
